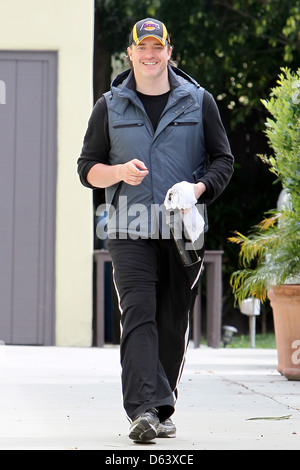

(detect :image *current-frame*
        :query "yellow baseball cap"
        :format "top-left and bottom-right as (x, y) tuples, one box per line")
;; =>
(129, 18), (170, 46)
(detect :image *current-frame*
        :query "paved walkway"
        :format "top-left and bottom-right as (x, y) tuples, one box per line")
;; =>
(0, 344), (299, 450)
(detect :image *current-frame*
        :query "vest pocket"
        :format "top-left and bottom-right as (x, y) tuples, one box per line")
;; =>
(113, 119), (145, 129)
(168, 117), (198, 126)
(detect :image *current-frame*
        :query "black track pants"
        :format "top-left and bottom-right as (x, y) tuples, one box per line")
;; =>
(107, 237), (204, 422)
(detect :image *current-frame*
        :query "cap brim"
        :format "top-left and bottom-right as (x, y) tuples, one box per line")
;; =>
(134, 34), (167, 46)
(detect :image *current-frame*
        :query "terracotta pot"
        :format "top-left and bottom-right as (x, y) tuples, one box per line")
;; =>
(268, 285), (300, 380)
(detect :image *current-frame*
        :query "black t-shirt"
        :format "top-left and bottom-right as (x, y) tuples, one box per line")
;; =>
(137, 90), (170, 131)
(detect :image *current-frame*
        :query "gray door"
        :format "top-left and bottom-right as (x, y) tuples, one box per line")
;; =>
(0, 51), (57, 345)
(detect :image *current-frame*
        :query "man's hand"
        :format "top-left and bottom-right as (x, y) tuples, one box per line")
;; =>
(120, 159), (149, 185)
(193, 181), (206, 199)
(87, 159), (148, 188)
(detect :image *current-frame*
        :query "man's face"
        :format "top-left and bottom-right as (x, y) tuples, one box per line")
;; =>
(127, 37), (172, 82)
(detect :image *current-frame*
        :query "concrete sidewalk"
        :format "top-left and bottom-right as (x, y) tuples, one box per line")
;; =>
(0, 344), (299, 450)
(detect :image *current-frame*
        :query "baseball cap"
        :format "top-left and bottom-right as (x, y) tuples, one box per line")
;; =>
(129, 18), (170, 47)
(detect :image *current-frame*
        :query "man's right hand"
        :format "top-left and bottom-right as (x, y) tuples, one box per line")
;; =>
(120, 159), (149, 186)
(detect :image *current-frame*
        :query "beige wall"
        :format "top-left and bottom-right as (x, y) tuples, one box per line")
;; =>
(1, 0), (94, 346)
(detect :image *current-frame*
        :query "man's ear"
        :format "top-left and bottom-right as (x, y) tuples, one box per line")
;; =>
(167, 46), (173, 61)
(127, 46), (133, 62)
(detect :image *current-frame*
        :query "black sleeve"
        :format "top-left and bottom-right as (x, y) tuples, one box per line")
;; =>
(77, 96), (110, 188)
(197, 90), (234, 205)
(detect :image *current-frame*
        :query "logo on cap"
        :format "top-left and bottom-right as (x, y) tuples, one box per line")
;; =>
(140, 21), (160, 32)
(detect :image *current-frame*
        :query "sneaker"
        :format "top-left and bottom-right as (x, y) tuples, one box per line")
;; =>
(129, 408), (159, 443)
(157, 417), (176, 438)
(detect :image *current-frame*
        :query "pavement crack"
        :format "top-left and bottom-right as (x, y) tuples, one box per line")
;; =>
(219, 375), (300, 413)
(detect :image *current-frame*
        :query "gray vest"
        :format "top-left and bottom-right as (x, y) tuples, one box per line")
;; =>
(103, 68), (207, 239)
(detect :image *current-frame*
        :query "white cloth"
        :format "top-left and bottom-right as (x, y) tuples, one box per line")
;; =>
(164, 181), (205, 242)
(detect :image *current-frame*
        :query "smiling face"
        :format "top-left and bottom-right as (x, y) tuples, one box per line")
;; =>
(127, 37), (172, 91)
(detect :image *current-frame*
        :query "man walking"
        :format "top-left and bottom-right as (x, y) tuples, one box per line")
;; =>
(78, 18), (234, 443)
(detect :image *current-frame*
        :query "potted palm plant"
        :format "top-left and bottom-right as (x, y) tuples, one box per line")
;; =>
(229, 67), (300, 380)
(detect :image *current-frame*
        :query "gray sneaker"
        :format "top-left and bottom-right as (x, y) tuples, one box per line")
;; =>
(157, 417), (176, 438)
(129, 408), (159, 443)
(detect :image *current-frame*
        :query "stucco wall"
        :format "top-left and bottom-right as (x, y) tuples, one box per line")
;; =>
(0, 0), (94, 346)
